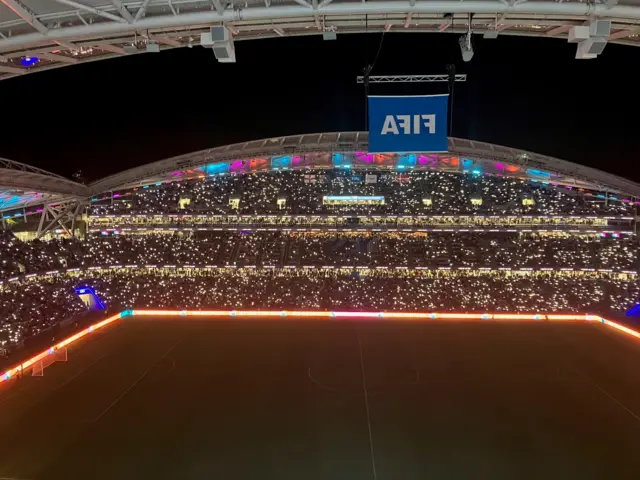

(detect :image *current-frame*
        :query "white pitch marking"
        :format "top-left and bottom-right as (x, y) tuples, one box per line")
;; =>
(92, 339), (180, 423)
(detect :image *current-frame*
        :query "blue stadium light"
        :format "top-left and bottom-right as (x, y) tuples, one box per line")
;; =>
(203, 162), (230, 175)
(21, 56), (39, 67)
(471, 168), (482, 176)
(527, 168), (551, 179)
(627, 303), (640, 317)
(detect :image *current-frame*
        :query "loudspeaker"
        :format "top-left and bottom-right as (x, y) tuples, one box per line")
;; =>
(589, 20), (611, 38)
(200, 26), (236, 63)
(568, 25), (590, 43)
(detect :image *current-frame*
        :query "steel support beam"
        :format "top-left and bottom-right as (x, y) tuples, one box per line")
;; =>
(404, 12), (413, 28)
(52, 0), (129, 23)
(37, 52), (79, 64)
(36, 201), (82, 239)
(36, 205), (49, 236)
(157, 36), (181, 46)
(135, 0), (152, 21)
(211, 0), (224, 15)
(0, 64), (24, 74)
(109, 0), (135, 22)
(96, 43), (127, 54)
(0, 0), (47, 34)
(3, 2), (640, 50)
(55, 40), (79, 50)
(168, 0), (177, 15)
(547, 25), (572, 36)
(76, 12), (89, 24)
(608, 28), (640, 40)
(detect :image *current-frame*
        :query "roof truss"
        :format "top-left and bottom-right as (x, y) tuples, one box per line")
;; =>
(1, 0), (640, 78)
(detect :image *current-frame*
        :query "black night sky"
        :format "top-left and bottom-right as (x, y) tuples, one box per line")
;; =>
(1, 33), (639, 181)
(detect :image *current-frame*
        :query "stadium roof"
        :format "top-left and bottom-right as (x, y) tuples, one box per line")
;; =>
(3, 132), (639, 215)
(0, 158), (88, 213)
(1, 0), (640, 79)
(87, 132), (640, 199)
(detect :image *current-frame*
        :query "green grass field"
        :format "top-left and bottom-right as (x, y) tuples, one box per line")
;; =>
(1, 318), (640, 480)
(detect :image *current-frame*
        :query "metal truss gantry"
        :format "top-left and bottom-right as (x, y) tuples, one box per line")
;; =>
(356, 74), (467, 83)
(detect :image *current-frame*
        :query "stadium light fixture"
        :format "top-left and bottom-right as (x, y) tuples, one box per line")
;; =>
(21, 56), (39, 67)
(459, 13), (474, 62)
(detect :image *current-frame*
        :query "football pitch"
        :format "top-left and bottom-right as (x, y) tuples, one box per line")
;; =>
(1, 317), (640, 480)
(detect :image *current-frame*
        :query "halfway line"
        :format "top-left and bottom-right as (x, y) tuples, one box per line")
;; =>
(357, 330), (378, 480)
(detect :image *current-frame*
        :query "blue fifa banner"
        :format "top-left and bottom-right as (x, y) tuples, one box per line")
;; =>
(368, 94), (449, 153)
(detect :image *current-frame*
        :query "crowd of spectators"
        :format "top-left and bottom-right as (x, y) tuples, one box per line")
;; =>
(0, 268), (638, 349)
(0, 168), (637, 351)
(90, 170), (634, 216)
(88, 214), (615, 230)
(0, 231), (637, 277)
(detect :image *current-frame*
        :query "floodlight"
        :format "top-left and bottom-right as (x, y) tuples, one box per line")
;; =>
(459, 33), (473, 62)
(459, 13), (474, 62)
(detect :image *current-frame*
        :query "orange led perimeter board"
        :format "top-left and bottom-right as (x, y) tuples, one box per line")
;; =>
(0, 310), (635, 384)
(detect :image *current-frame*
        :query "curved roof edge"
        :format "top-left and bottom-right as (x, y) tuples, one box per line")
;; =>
(0, 158), (89, 213)
(88, 132), (640, 199)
